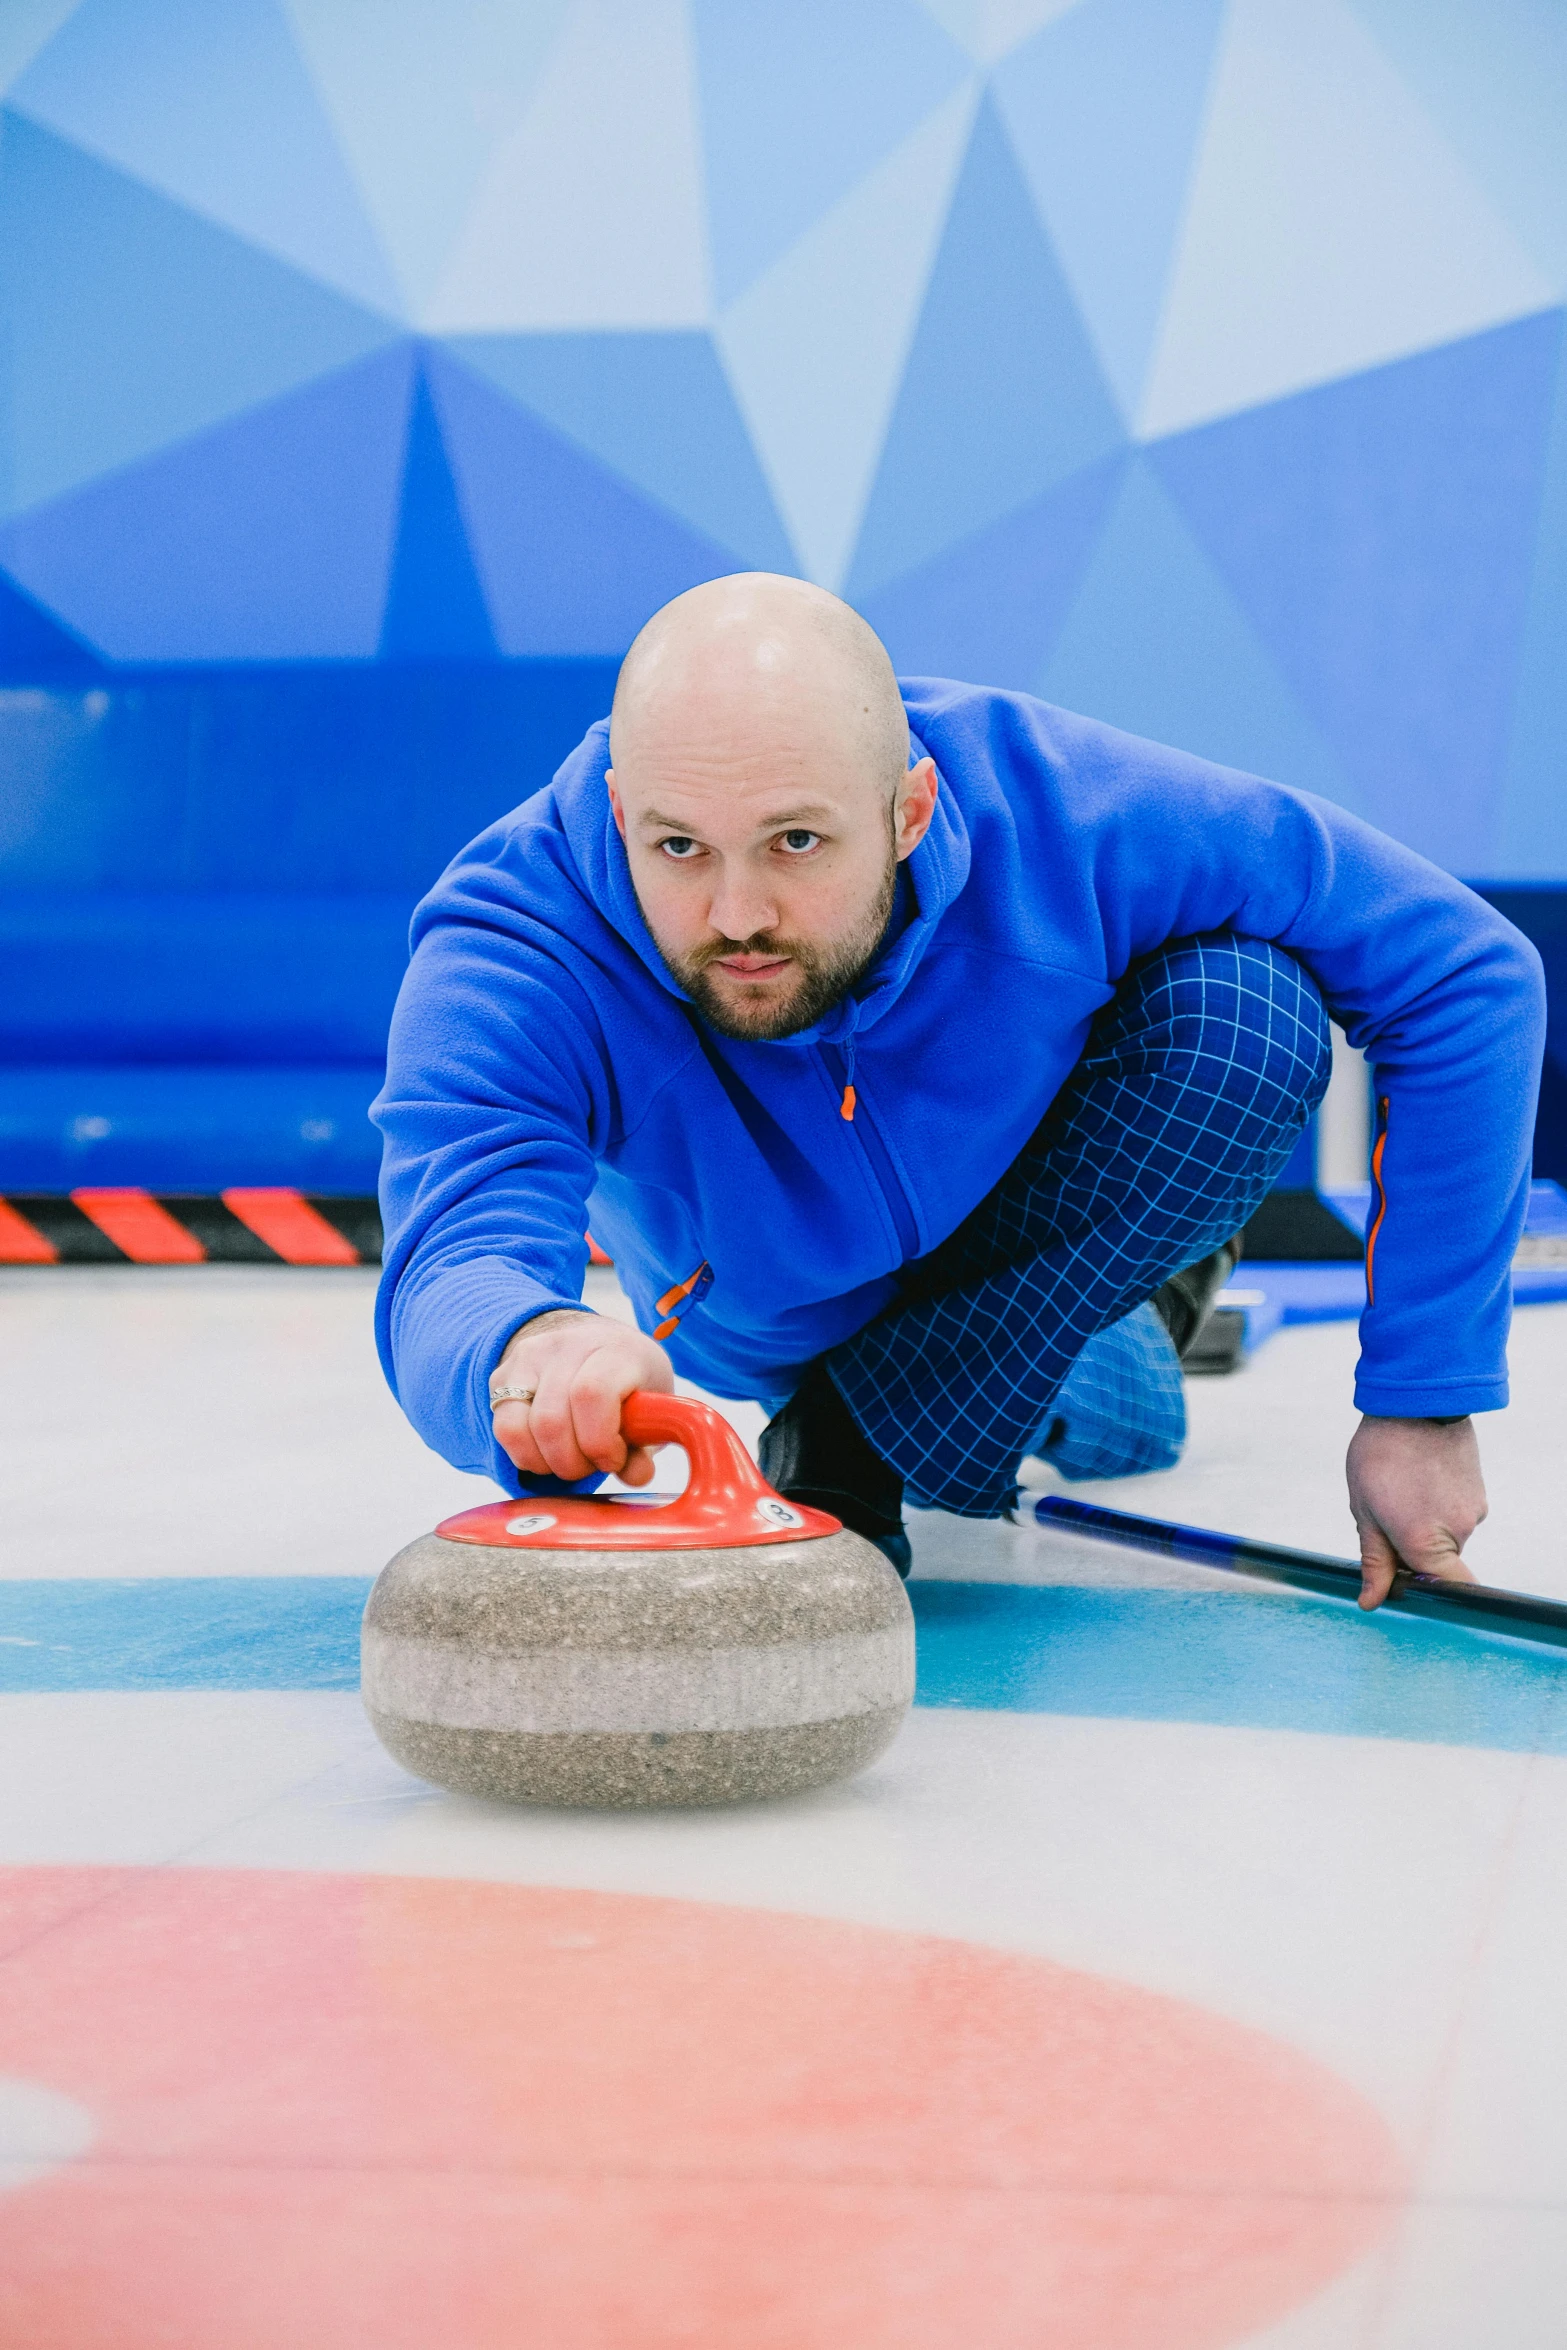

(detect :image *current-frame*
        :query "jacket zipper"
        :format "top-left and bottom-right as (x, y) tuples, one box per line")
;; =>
(1365, 1095), (1389, 1304)
(828, 1043), (920, 1259)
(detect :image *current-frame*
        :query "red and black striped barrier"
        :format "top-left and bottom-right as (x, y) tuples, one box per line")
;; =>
(0, 1195), (618, 1269)
(0, 1191), (382, 1265)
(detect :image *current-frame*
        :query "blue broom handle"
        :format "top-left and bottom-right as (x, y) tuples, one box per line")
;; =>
(1034, 1494), (1567, 1653)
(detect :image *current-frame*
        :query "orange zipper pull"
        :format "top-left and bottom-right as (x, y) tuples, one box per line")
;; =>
(840, 1084), (856, 1121)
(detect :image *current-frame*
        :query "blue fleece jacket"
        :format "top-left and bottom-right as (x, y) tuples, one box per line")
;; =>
(373, 682), (1545, 1495)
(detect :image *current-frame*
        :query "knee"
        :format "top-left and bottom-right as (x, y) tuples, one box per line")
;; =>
(1108, 933), (1332, 1116)
(1031, 1305), (1187, 1482)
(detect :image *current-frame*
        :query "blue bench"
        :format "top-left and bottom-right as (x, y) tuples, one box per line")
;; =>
(0, 662), (617, 1191)
(0, 892), (408, 1189)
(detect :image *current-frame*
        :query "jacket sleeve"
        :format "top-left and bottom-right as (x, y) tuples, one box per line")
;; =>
(371, 906), (612, 1492)
(1064, 720), (1547, 1417)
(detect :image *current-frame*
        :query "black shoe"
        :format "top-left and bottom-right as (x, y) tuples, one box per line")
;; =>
(758, 1361), (912, 1576)
(1179, 1306), (1247, 1376)
(1152, 1235), (1242, 1361)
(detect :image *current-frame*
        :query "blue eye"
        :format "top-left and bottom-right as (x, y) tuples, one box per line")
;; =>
(659, 836), (700, 859)
(779, 829), (820, 853)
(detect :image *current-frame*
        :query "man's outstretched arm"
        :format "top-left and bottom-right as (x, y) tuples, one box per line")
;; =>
(372, 908), (631, 1493)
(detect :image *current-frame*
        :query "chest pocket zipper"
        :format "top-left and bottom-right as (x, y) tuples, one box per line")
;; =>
(830, 1044), (920, 1259)
(652, 1258), (713, 1341)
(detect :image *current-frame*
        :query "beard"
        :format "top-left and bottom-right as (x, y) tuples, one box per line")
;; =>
(645, 835), (900, 1042)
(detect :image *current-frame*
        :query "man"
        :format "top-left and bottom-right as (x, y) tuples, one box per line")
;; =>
(375, 574), (1544, 1609)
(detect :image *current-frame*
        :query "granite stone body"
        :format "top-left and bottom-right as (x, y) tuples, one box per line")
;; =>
(362, 1526), (916, 1808)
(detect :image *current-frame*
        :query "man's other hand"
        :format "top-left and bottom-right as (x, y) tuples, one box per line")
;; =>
(1346, 1414), (1486, 1610)
(489, 1309), (675, 1488)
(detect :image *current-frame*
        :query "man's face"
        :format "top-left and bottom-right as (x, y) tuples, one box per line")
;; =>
(607, 701), (937, 1042)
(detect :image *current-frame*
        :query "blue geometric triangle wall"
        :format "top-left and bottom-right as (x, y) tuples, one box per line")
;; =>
(993, 0), (1226, 419)
(0, 568), (104, 679)
(693, 0), (968, 306)
(378, 360), (498, 661)
(8, 0), (402, 312)
(1151, 311), (1563, 872)
(1497, 321), (1567, 879)
(0, 344), (413, 659)
(1349, 0), (1567, 285)
(449, 332), (794, 572)
(0, 112), (396, 518)
(1039, 457), (1359, 806)
(427, 351), (747, 659)
(862, 455), (1125, 690)
(848, 95), (1124, 600)
(2, 0), (1565, 879)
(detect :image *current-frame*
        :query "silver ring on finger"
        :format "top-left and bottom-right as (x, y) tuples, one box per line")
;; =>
(488, 1385), (537, 1410)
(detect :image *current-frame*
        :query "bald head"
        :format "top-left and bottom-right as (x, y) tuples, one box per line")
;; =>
(604, 574), (937, 1042)
(610, 573), (909, 797)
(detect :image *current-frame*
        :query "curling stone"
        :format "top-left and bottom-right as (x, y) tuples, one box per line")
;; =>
(361, 1392), (915, 1808)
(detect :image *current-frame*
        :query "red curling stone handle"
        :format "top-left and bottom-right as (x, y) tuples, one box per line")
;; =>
(436, 1389), (842, 1551)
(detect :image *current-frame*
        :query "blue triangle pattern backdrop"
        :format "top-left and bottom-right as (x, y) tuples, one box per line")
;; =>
(0, 0), (1563, 890)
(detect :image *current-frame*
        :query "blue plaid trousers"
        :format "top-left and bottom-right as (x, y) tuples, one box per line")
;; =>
(1033, 1297), (1188, 1483)
(828, 934), (1333, 1516)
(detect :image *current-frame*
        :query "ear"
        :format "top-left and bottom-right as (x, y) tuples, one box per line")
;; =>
(606, 769), (627, 841)
(894, 756), (938, 860)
